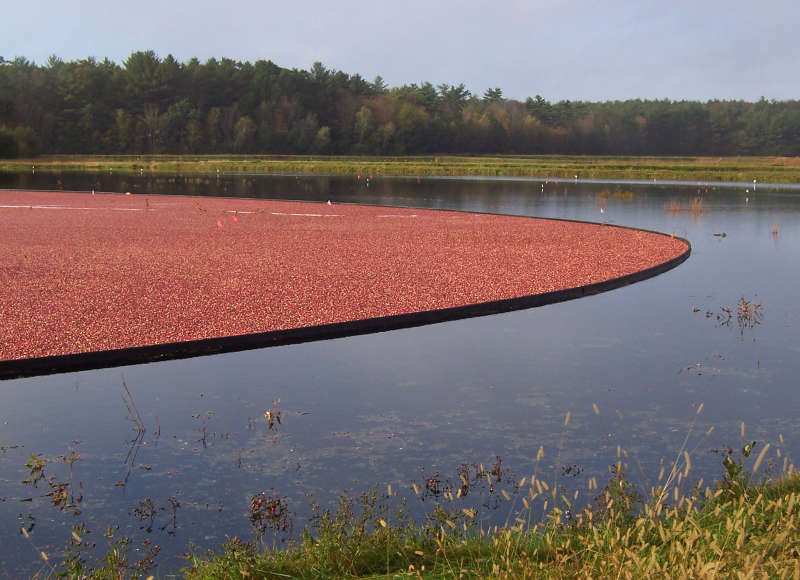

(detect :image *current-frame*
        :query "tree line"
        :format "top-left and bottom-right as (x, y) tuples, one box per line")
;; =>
(1, 51), (799, 158)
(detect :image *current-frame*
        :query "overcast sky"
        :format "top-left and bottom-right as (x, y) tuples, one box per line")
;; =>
(3, 0), (798, 102)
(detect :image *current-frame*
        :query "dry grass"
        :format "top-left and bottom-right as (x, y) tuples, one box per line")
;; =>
(664, 196), (708, 219)
(184, 407), (800, 579)
(184, 464), (800, 579)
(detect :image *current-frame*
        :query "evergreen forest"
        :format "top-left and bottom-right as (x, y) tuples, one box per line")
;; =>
(1, 51), (799, 158)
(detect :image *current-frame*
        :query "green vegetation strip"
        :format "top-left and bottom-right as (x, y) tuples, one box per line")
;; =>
(4, 154), (800, 183)
(188, 467), (800, 578)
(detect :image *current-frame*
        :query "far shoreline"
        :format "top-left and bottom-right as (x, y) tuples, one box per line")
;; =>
(2, 154), (800, 184)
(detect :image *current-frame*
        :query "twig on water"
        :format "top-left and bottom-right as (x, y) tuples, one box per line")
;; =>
(119, 373), (147, 487)
(120, 430), (146, 488)
(121, 373), (145, 434)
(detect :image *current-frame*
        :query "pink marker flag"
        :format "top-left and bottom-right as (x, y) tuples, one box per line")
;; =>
(216, 220), (223, 228)
(232, 214), (238, 222)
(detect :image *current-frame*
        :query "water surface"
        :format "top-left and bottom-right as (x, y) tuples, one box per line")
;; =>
(1, 173), (798, 575)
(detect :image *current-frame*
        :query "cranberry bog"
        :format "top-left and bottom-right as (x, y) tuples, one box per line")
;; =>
(0, 189), (688, 378)
(4, 177), (800, 577)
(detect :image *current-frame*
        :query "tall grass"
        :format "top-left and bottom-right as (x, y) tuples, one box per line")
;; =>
(183, 464), (800, 578)
(17, 404), (800, 578)
(663, 196), (708, 219)
(183, 408), (800, 579)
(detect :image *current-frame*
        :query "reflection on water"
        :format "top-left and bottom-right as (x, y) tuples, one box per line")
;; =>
(1, 173), (800, 574)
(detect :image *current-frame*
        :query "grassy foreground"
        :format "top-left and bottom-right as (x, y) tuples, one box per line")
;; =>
(21, 421), (800, 579)
(24, 475), (800, 580)
(3, 154), (800, 183)
(183, 471), (800, 579)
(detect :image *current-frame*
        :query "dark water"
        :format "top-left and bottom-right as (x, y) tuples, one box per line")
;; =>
(1, 173), (799, 576)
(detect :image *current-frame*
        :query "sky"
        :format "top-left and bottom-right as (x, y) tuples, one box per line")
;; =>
(3, 0), (799, 103)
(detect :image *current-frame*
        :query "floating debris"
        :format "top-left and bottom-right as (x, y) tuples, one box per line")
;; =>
(264, 399), (281, 430)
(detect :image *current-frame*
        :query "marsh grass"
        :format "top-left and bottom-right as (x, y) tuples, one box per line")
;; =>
(3, 154), (800, 183)
(690, 196), (707, 218)
(183, 407), (800, 579)
(184, 463), (800, 579)
(664, 196), (707, 219)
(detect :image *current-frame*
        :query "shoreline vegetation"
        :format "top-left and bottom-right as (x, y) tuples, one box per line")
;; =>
(182, 410), (800, 579)
(21, 425), (800, 578)
(186, 469), (800, 579)
(3, 154), (800, 184)
(36, 461), (799, 578)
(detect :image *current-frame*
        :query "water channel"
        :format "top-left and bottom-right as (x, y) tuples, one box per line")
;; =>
(1, 172), (799, 576)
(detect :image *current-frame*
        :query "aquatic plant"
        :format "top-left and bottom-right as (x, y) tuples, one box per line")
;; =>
(737, 296), (763, 332)
(264, 398), (282, 431)
(249, 491), (292, 538)
(693, 296), (763, 337)
(663, 195), (708, 219)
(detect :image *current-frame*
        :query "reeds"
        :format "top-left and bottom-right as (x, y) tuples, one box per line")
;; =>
(690, 196), (707, 217)
(185, 462), (800, 579)
(185, 406), (799, 579)
(664, 196), (707, 218)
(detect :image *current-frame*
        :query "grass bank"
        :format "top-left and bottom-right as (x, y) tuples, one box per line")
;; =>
(179, 432), (800, 580)
(3, 154), (800, 183)
(19, 420), (800, 578)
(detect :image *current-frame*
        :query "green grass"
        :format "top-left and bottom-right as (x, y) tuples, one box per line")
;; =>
(3, 154), (800, 183)
(181, 412), (800, 580)
(27, 463), (800, 578)
(182, 465), (800, 579)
